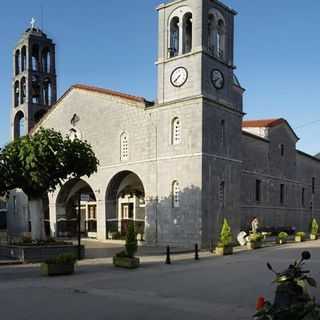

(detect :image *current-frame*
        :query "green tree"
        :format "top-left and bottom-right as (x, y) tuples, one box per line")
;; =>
(218, 218), (233, 247)
(125, 222), (138, 258)
(0, 128), (99, 240)
(311, 218), (319, 236)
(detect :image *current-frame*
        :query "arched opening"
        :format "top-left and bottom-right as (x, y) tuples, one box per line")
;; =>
(14, 81), (20, 107)
(106, 171), (145, 239)
(14, 111), (26, 139)
(169, 17), (180, 58)
(56, 179), (97, 239)
(34, 109), (47, 123)
(31, 44), (40, 71)
(20, 77), (26, 104)
(182, 12), (192, 54)
(217, 19), (225, 58)
(41, 48), (51, 73)
(42, 78), (52, 105)
(21, 46), (27, 72)
(31, 75), (41, 104)
(15, 50), (20, 75)
(208, 14), (216, 54)
(171, 117), (181, 145)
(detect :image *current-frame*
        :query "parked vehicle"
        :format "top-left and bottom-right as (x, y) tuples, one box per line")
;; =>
(254, 251), (320, 319)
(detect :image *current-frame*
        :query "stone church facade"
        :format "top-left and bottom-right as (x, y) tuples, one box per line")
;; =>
(7, 0), (320, 248)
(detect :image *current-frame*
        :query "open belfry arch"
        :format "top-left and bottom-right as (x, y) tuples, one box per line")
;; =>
(11, 18), (57, 139)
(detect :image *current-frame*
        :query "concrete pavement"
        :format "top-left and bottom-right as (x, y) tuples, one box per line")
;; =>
(1, 241), (320, 319)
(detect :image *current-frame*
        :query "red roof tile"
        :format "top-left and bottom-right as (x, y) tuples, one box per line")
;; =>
(242, 118), (285, 128)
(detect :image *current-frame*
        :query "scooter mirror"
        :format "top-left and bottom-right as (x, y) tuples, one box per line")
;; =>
(301, 251), (311, 261)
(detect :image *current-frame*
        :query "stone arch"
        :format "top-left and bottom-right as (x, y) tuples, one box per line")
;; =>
(31, 44), (40, 71)
(182, 12), (192, 54)
(20, 77), (26, 104)
(13, 111), (25, 139)
(14, 80), (20, 107)
(41, 47), (51, 73)
(55, 178), (97, 238)
(21, 46), (27, 72)
(105, 171), (145, 238)
(15, 49), (20, 75)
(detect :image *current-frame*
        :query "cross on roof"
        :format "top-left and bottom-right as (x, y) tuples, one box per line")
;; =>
(30, 17), (36, 29)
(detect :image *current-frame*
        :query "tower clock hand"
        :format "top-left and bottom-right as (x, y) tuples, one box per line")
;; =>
(174, 74), (181, 83)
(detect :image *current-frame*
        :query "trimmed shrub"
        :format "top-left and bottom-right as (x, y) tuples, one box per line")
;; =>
(217, 218), (233, 247)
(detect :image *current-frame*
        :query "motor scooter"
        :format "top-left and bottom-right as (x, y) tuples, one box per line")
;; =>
(254, 251), (320, 320)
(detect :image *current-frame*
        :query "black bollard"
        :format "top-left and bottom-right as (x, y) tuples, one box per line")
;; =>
(165, 245), (171, 264)
(195, 243), (199, 260)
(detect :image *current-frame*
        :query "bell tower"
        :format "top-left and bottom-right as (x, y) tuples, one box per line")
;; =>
(156, 0), (244, 111)
(11, 18), (57, 139)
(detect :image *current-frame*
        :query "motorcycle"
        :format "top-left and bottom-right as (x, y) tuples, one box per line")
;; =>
(254, 251), (320, 320)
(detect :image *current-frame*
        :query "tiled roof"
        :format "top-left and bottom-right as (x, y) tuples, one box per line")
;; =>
(242, 118), (285, 128)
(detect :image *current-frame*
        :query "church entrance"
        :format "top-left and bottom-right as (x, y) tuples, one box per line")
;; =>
(56, 179), (97, 239)
(106, 171), (145, 239)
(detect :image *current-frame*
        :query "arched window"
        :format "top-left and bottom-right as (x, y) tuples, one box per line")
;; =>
(14, 111), (26, 139)
(217, 19), (225, 58)
(41, 48), (51, 73)
(183, 12), (192, 54)
(14, 81), (20, 107)
(172, 180), (180, 208)
(20, 77), (26, 104)
(207, 10), (226, 60)
(120, 132), (129, 161)
(42, 78), (52, 105)
(169, 17), (180, 58)
(31, 75), (40, 104)
(208, 14), (215, 54)
(15, 50), (20, 75)
(31, 44), (39, 71)
(172, 117), (181, 145)
(21, 46), (27, 72)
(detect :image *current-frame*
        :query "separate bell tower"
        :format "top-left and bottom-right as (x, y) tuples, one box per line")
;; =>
(11, 18), (57, 139)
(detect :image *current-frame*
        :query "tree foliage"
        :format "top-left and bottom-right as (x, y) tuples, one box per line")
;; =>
(0, 128), (99, 199)
(311, 218), (319, 236)
(125, 222), (138, 258)
(218, 218), (233, 247)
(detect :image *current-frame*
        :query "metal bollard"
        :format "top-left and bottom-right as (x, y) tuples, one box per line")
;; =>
(165, 245), (171, 264)
(195, 243), (199, 260)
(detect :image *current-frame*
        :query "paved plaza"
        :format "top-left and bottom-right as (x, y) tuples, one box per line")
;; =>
(1, 241), (320, 320)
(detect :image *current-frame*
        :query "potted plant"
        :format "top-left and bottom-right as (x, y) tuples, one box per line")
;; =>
(113, 222), (140, 269)
(310, 219), (319, 240)
(276, 232), (288, 245)
(295, 232), (306, 242)
(215, 218), (233, 256)
(41, 253), (77, 276)
(247, 232), (264, 250)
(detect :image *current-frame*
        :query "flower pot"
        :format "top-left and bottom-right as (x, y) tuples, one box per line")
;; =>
(310, 234), (318, 241)
(276, 238), (287, 245)
(41, 262), (75, 276)
(215, 246), (233, 256)
(295, 236), (305, 242)
(113, 256), (140, 269)
(247, 241), (262, 250)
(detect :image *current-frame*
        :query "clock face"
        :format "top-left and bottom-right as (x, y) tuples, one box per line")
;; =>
(211, 69), (224, 89)
(170, 67), (188, 87)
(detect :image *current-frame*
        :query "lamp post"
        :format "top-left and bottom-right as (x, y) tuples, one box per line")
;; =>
(77, 192), (81, 260)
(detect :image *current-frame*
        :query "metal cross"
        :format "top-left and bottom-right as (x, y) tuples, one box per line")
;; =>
(30, 17), (36, 29)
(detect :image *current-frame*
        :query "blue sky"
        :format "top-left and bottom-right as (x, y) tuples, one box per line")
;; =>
(1, 0), (320, 154)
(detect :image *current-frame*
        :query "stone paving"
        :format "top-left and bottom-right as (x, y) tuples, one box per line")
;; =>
(1, 240), (320, 319)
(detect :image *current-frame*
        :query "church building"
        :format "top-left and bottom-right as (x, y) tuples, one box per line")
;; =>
(7, 0), (320, 248)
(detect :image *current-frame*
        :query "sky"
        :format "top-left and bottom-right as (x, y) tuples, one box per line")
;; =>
(1, 0), (320, 154)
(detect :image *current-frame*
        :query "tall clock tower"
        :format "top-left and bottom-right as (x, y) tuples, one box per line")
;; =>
(156, 0), (244, 111)
(11, 19), (57, 139)
(156, 0), (245, 247)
